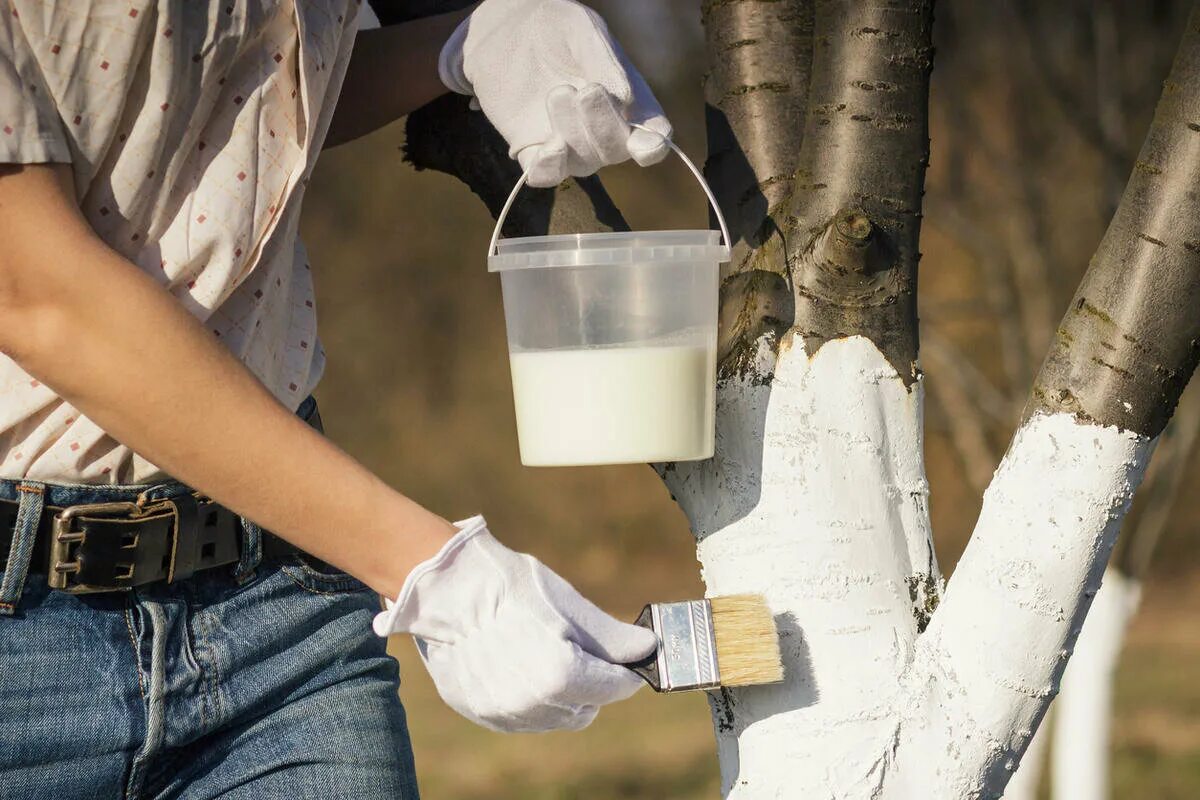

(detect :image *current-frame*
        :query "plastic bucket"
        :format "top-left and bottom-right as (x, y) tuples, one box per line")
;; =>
(488, 131), (731, 466)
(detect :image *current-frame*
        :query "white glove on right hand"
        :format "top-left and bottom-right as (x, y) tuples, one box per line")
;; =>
(438, 0), (673, 187)
(373, 515), (657, 733)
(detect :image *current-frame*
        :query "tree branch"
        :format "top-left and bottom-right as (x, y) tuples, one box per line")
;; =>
(1027, 7), (1200, 438)
(904, 9), (1200, 792)
(786, 0), (934, 384)
(703, 0), (811, 261)
(703, 0), (811, 377)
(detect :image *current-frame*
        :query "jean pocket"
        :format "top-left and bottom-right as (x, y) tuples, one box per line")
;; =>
(280, 553), (372, 595)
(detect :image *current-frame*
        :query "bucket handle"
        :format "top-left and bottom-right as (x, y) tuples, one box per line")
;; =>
(487, 123), (732, 258)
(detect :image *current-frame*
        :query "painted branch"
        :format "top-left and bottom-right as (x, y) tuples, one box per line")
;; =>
(1049, 568), (1141, 800)
(1002, 570), (1140, 800)
(905, 8), (1200, 795)
(903, 414), (1151, 795)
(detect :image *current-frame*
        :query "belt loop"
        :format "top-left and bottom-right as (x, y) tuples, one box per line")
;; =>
(0, 482), (45, 615)
(233, 517), (262, 584)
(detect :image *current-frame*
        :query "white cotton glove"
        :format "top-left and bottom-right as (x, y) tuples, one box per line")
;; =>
(373, 515), (658, 733)
(438, 0), (674, 187)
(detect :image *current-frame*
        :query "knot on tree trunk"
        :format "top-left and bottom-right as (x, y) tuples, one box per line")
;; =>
(783, 207), (919, 384)
(805, 207), (898, 303)
(717, 269), (795, 382)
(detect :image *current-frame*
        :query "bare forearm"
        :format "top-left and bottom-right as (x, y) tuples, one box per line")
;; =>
(325, 7), (474, 148)
(0, 165), (453, 597)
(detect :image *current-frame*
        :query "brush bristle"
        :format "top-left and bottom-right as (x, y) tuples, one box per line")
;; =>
(710, 594), (784, 687)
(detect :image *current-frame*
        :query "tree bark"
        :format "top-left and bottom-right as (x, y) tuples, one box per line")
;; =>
(702, 0), (810, 373)
(663, 2), (938, 794)
(1026, 9), (1200, 438)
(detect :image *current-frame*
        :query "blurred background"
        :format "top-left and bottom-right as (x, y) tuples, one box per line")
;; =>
(303, 1), (1200, 796)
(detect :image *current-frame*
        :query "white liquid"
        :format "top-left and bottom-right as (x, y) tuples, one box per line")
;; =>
(509, 343), (716, 466)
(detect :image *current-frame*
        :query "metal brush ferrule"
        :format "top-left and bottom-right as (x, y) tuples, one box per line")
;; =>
(651, 599), (721, 692)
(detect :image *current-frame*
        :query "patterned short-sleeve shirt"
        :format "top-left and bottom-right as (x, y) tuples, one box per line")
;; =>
(0, 0), (359, 483)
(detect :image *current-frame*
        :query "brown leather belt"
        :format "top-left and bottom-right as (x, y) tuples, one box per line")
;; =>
(0, 399), (322, 595)
(0, 492), (300, 594)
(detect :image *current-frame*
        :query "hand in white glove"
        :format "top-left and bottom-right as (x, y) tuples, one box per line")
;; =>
(373, 515), (658, 733)
(438, 0), (673, 187)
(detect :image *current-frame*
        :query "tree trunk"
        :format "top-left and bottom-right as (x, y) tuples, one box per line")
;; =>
(1003, 568), (1141, 800)
(390, 0), (1200, 796)
(1049, 569), (1140, 800)
(661, 1), (938, 794)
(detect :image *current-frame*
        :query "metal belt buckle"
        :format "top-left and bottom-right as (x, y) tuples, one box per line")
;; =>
(48, 499), (174, 594)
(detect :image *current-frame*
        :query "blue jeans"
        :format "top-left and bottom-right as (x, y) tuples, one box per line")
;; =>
(0, 398), (420, 799)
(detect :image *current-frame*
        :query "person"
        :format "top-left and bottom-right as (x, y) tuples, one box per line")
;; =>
(0, 1), (675, 796)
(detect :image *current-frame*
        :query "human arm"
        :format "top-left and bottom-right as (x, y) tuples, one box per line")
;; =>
(324, 6), (475, 148)
(0, 163), (455, 597)
(0, 163), (657, 730)
(328, 0), (673, 187)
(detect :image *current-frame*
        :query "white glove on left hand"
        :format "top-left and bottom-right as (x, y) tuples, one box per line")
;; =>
(439, 0), (673, 187)
(373, 515), (657, 733)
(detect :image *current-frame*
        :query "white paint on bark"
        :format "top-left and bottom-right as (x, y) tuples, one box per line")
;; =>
(666, 335), (938, 798)
(1003, 568), (1141, 800)
(1002, 701), (1050, 800)
(1052, 568), (1141, 799)
(663, 334), (1154, 798)
(903, 415), (1151, 796)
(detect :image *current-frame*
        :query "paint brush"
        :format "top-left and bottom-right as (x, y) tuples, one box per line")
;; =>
(624, 594), (784, 692)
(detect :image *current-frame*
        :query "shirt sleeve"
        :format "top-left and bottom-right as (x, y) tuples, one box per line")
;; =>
(0, 8), (70, 164)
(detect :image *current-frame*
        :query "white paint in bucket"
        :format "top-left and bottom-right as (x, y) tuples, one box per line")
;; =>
(509, 342), (716, 466)
(488, 127), (730, 466)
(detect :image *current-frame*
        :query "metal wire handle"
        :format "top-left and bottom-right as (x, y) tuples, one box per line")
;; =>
(487, 122), (732, 258)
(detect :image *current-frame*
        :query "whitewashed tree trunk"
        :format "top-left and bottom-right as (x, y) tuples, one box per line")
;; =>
(664, 335), (937, 796)
(665, 347), (1153, 796)
(1002, 704), (1049, 800)
(1004, 568), (1142, 800)
(1050, 569), (1141, 800)
(392, 0), (1200, 796)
